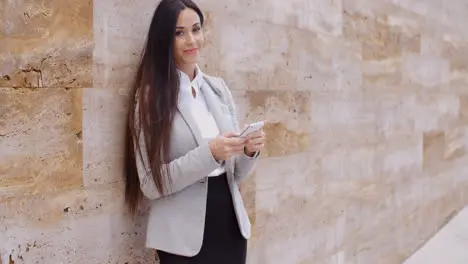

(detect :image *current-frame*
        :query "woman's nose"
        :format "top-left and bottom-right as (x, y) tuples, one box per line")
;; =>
(186, 33), (196, 44)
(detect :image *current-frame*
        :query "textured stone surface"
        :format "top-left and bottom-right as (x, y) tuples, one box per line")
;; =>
(0, 88), (83, 201)
(0, 183), (154, 263)
(82, 88), (129, 186)
(244, 91), (314, 157)
(1, 0), (468, 263)
(0, 0), (93, 88)
(93, 0), (156, 89)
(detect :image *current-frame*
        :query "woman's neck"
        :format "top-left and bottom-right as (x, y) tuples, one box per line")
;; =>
(178, 64), (197, 81)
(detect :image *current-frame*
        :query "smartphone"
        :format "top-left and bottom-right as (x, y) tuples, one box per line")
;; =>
(238, 121), (265, 138)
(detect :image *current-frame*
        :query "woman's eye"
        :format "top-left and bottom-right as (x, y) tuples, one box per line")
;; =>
(193, 27), (201, 32)
(175, 31), (184, 36)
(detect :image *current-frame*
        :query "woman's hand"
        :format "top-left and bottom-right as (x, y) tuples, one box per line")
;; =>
(244, 129), (266, 157)
(209, 132), (247, 161)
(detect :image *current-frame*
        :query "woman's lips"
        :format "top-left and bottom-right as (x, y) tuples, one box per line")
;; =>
(184, 48), (198, 55)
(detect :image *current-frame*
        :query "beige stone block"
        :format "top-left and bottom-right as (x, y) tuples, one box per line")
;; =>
(323, 180), (388, 208)
(315, 122), (379, 152)
(93, 0), (156, 89)
(423, 131), (445, 169)
(253, 212), (347, 263)
(334, 47), (363, 92)
(374, 93), (416, 138)
(199, 0), (343, 35)
(388, 0), (439, 19)
(252, 154), (346, 263)
(243, 91), (313, 157)
(0, 88), (83, 200)
(254, 200), (347, 263)
(461, 95), (468, 122)
(344, 204), (400, 262)
(298, 34), (362, 92)
(343, 0), (389, 17)
(343, 13), (395, 58)
(343, 10), (384, 41)
(448, 74), (468, 95)
(310, 94), (377, 126)
(270, 0), (343, 35)
(260, 122), (311, 158)
(306, 93), (379, 150)
(343, 10), (421, 61)
(244, 91), (312, 131)
(444, 126), (467, 161)
(293, 45), (337, 92)
(445, 159), (468, 187)
(362, 59), (403, 88)
(441, 41), (468, 72)
(94, 37), (142, 70)
(375, 92), (460, 137)
(362, 32), (403, 61)
(1, 183), (155, 263)
(344, 0), (432, 57)
(0, 0), (91, 38)
(406, 93), (460, 132)
(255, 153), (320, 213)
(213, 17), (300, 91)
(205, 14), (353, 92)
(375, 134), (423, 180)
(419, 126), (467, 173)
(402, 53), (450, 88)
(94, 0), (155, 40)
(421, 35), (445, 56)
(390, 0), (468, 37)
(0, 0), (92, 88)
(386, 11), (423, 35)
(94, 64), (138, 90)
(1, 184), (120, 228)
(82, 88), (129, 186)
(320, 146), (376, 181)
(400, 31), (421, 54)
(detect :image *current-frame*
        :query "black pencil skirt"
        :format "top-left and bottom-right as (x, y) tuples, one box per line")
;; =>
(156, 173), (247, 264)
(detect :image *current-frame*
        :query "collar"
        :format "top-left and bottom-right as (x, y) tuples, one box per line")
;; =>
(178, 65), (204, 98)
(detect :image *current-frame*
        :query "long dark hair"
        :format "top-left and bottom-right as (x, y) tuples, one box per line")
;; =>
(124, 0), (205, 215)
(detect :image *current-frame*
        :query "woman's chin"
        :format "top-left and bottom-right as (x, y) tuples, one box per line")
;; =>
(183, 56), (199, 65)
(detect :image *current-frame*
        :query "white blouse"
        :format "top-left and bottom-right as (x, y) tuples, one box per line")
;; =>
(178, 66), (226, 177)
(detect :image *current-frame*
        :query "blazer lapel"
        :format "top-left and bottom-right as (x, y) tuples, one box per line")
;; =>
(201, 77), (233, 134)
(176, 75), (234, 147)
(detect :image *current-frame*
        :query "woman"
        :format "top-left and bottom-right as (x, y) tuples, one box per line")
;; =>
(123, 0), (265, 263)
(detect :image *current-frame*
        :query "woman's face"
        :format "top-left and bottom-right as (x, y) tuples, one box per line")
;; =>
(173, 8), (204, 68)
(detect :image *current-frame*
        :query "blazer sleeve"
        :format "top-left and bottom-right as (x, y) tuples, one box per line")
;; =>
(133, 91), (221, 200)
(219, 78), (260, 183)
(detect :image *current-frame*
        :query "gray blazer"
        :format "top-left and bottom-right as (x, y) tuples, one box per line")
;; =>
(134, 75), (258, 256)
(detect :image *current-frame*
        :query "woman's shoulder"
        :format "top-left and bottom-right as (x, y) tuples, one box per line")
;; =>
(202, 73), (232, 95)
(203, 73), (226, 86)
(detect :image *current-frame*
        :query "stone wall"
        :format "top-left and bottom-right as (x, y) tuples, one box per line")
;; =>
(1, 0), (467, 263)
